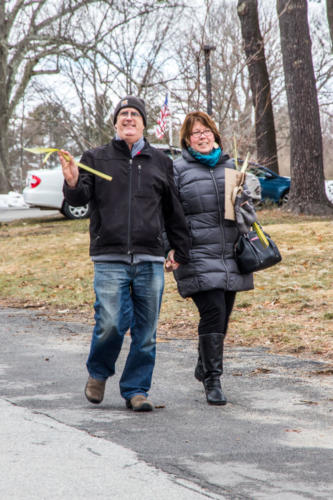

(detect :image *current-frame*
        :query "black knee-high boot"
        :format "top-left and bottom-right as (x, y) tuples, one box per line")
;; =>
(199, 332), (226, 405)
(194, 343), (204, 382)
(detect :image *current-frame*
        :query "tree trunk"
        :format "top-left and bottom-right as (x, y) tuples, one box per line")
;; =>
(277, 0), (332, 215)
(237, 0), (279, 173)
(0, 8), (10, 194)
(0, 119), (10, 195)
(327, 0), (333, 51)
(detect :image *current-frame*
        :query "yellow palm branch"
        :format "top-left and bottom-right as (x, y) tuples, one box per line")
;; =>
(24, 147), (112, 182)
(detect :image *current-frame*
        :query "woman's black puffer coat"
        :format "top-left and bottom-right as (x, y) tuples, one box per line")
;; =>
(173, 148), (254, 298)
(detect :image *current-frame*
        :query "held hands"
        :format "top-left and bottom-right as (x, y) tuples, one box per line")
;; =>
(58, 150), (79, 188)
(165, 249), (180, 272)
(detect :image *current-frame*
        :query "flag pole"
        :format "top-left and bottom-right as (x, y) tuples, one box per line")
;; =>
(168, 90), (173, 146)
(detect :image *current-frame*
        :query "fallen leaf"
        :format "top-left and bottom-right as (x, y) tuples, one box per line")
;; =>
(250, 367), (273, 376)
(310, 368), (333, 376)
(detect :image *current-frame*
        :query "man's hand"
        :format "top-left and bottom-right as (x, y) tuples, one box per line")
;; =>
(165, 249), (180, 272)
(58, 150), (79, 188)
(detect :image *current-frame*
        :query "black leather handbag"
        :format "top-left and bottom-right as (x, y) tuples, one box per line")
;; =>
(234, 230), (282, 274)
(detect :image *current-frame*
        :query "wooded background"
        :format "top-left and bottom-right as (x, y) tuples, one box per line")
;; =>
(0, 0), (332, 214)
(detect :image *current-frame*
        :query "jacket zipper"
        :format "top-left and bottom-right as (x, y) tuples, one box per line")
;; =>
(138, 164), (142, 191)
(128, 158), (133, 258)
(210, 169), (229, 286)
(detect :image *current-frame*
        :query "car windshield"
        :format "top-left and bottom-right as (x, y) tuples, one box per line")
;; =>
(248, 167), (267, 178)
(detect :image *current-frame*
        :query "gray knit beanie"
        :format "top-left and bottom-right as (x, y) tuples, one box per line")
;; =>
(113, 96), (147, 126)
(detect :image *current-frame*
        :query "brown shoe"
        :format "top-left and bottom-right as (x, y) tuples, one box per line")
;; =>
(126, 394), (154, 412)
(85, 376), (106, 404)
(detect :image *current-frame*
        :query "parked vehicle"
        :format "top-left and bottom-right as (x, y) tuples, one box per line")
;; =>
(325, 180), (333, 203)
(23, 166), (90, 219)
(247, 164), (290, 204)
(246, 162), (333, 205)
(150, 144), (181, 159)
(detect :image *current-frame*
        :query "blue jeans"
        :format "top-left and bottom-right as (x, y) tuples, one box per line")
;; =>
(86, 261), (164, 400)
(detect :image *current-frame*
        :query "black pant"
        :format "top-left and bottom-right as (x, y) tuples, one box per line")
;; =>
(191, 289), (236, 336)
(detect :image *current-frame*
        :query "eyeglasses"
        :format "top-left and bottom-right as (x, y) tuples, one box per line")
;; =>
(191, 129), (213, 138)
(119, 110), (141, 118)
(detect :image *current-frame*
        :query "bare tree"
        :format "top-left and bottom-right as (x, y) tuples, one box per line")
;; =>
(0, 0), (179, 193)
(237, 0), (279, 173)
(171, 0), (257, 155)
(1, 0), (102, 192)
(10, 101), (71, 189)
(34, 3), (182, 152)
(277, 0), (332, 214)
(327, 0), (333, 49)
(97, 5), (182, 124)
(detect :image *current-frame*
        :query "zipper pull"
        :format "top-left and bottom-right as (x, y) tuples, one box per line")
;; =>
(138, 164), (142, 190)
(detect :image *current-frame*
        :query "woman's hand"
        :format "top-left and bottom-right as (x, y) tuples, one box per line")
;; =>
(58, 150), (79, 188)
(165, 249), (180, 272)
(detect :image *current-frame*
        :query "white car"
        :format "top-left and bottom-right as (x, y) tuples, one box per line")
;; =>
(326, 180), (333, 203)
(23, 166), (90, 219)
(23, 147), (262, 219)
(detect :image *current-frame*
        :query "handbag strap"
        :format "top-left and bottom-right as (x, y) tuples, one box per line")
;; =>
(252, 221), (269, 248)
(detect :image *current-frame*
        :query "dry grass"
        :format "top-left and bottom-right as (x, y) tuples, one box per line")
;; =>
(0, 209), (332, 360)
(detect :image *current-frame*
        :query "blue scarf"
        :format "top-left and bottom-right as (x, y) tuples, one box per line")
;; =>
(188, 146), (221, 167)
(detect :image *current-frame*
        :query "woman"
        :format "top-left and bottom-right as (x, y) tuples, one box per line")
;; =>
(166, 111), (255, 406)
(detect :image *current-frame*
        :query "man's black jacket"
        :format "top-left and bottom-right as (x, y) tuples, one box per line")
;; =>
(63, 138), (190, 264)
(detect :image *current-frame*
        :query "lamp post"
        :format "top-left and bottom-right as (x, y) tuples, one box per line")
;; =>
(203, 44), (216, 116)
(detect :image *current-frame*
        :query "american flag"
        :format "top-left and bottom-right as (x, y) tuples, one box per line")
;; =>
(155, 94), (170, 139)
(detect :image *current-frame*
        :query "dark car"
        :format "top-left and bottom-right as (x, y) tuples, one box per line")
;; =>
(150, 144), (182, 160)
(247, 164), (290, 204)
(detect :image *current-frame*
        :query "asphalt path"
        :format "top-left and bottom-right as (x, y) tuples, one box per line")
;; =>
(1, 307), (332, 499)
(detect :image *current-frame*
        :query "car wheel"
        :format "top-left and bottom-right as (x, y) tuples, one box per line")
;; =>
(280, 191), (289, 205)
(61, 201), (91, 219)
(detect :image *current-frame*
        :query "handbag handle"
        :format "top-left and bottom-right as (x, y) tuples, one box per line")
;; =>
(232, 142), (268, 248)
(252, 221), (269, 248)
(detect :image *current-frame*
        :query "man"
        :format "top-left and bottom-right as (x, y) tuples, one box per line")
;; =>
(58, 96), (190, 412)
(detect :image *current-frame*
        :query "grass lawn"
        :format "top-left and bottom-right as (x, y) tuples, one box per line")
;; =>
(0, 208), (332, 360)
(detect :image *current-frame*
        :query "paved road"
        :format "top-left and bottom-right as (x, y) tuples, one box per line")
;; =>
(0, 207), (59, 222)
(1, 307), (333, 499)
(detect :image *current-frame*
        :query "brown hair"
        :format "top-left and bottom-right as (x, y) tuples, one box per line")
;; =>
(179, 111), (222, 149)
